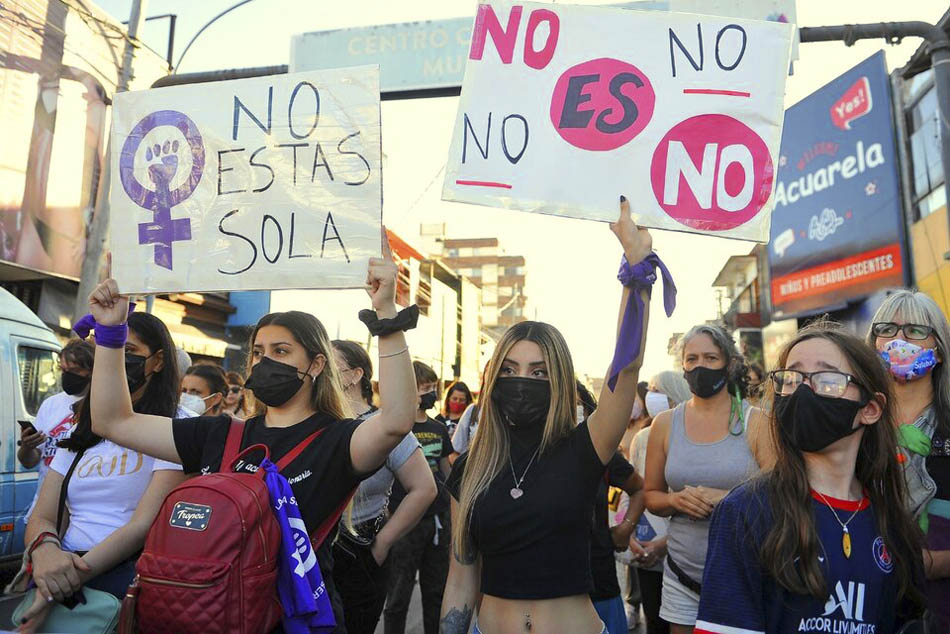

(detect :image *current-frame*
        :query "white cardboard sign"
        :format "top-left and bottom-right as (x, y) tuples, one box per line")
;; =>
(443, 1), (794, 242)
(111, 66), (382, 294)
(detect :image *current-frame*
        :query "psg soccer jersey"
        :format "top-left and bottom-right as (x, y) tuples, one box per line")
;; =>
(696, 483), (901, 634)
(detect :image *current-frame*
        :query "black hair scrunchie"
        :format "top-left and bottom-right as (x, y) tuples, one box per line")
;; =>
(358, 305), (420, 337)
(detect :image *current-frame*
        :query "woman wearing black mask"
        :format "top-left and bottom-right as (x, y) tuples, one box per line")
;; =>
(19, 313), (187, 631)
(695, 320), (925, 633)
(642, 324), (772, 632)
(18, 340), (95, 522)
(84, 235), (417, 633)
(441, 198), (658, 634)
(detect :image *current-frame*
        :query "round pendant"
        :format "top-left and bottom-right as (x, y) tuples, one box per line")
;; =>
(510, 487), (523, 499)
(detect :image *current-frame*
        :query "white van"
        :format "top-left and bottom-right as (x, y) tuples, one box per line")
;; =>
(0, 287), (61, 563)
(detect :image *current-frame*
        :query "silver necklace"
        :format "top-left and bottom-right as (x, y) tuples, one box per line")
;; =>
(508, 446), (541, 499)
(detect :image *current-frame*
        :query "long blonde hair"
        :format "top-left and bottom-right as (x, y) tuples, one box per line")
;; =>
(453, 321), (577, 561)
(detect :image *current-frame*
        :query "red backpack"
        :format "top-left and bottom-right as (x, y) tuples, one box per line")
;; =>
(119, 419), (354, 634)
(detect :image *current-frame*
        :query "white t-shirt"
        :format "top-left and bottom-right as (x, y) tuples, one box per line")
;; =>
(23, 392), (80, 523)
(50, 408), (186, 552)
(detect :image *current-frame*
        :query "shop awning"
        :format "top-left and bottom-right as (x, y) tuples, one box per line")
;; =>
(164, 321), (237, 358)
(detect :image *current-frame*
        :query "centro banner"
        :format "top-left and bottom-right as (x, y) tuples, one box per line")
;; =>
(768, 51), (907, 319)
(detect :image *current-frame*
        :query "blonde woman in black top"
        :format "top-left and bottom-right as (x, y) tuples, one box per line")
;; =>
(441, 199), (660, 634)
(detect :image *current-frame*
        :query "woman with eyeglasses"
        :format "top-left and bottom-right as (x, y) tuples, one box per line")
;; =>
(330, 339), (437, 634)
(642, 324), (772, 633)
(695, 320), (925, 633)
(867, 291), (950, 629)
(222, 371), (249, 418)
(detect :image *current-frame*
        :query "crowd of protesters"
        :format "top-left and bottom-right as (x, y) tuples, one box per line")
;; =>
(6, 199), (947, 634)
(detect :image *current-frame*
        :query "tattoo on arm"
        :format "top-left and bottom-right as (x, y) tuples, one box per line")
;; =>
(440, 605), (473, 634)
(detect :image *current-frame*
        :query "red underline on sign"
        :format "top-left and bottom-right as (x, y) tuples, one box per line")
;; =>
(456, 180), (513, 189)
(683, 88), (751, 97)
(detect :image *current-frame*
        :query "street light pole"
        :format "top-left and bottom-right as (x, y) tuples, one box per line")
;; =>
(799, 21), (950, 241)
(73, 0), (149, 321)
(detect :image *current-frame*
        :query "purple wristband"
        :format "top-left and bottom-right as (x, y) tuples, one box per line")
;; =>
(93, 323), (129, 349)
(72, 302), (136, 348)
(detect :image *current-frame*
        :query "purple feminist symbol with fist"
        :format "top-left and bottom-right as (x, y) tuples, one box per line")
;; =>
(120, 110), (204, 270)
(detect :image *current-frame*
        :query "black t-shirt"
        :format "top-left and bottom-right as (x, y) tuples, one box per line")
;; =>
(172, 412), (366, 633)
(928, 427), (950, 500)
(446, 421), (607, 600)
(590, 452), (635, 601)
(391, 417), (454, 517)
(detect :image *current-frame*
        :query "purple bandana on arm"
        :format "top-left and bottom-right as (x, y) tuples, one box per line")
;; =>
(72, 302), (137, 349)
(608, 253), (676, 391)
(261, 458), (336, 633)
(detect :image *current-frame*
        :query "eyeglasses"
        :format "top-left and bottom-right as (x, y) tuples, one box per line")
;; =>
(769, 369), (865, 399)
(228, 386), (242, 394)
(871, 322), (936, 341)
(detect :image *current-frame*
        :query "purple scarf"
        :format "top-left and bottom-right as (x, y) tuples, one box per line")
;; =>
(261, 458), (336, 633)
(608, 253), (676, 391)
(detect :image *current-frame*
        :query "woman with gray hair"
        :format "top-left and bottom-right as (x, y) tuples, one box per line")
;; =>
(867, 290), (950, 628)
(642, 324), (772, 632)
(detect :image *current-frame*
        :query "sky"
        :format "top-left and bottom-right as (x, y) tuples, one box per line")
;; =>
(96, 0), (948, 381)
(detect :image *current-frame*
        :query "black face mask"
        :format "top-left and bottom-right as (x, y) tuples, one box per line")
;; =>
(684, 365), (729, 398)
(491, 377), (551, 430)
(125, 353), (153, 394)
(61, 371), (89, 396)
(775, 384), (866, 453)
(419, 391), (438, 411)
(245, 357), (307, 408)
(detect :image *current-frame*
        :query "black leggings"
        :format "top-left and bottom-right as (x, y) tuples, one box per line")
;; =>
(637, 568), (670, 634)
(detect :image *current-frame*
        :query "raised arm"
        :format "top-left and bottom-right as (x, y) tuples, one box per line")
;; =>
(440, 497), (481, 634)
(87, 281), (181, 464)
(351, 230), (418, 474)
(588, 197), (654, 463)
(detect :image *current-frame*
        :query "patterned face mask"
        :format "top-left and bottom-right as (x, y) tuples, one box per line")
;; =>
(879, 339), (938, 382)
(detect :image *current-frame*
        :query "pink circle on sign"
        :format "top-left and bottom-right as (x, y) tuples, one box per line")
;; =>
(549, 58), (655, 152)
(650, 114), (773, 231)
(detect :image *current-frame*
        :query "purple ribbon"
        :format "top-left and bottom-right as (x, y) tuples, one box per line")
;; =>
(608, 253), (676, 392)
(72, 303), (136, 349)
(261, 458), (336, 633)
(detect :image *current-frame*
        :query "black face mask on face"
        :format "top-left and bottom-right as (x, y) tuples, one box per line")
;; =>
(125, 353), (154, 394)
(245, 356), (308, 408)
(775, 384), (867, 453)
(684, 365), (729, 398)
(419, 391), (438, 411)
(491, 377), (551, 430)
(61, 371), (89, 396)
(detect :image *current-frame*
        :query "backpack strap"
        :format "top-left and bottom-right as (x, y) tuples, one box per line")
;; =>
(221, 417), (246, 468)
(274, 427), (326, 471)
(311, 487), (358, 549)
(56, 448), (86, 536)
(273, 424), (355, 549)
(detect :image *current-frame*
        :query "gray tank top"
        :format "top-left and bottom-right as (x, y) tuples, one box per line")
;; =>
(664, 401), (758, 582)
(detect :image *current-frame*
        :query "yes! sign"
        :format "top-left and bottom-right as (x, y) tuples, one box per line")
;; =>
(111, 67), (382, 294)
(442, 1), (794, 242)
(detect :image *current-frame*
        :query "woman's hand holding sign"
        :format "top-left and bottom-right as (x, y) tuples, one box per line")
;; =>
(366, 226), (399, 319)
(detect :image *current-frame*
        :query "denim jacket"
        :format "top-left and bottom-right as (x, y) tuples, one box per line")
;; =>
(903, 406), (938, 518)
